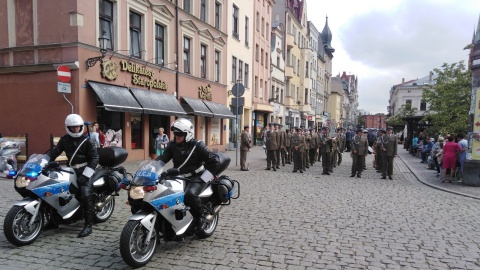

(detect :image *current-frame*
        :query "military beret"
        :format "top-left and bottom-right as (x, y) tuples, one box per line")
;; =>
(356, 128), (363, 133)
(379, 129), (386, 133)
(386, 126), (393, 130)
(273, 123), (279, 126)
(295, 127), (301, 131)
(321, 126), (328, 130)
(268, 123), (273, 127)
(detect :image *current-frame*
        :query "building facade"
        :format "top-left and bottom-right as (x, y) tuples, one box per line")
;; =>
(0, 0), (233, 160)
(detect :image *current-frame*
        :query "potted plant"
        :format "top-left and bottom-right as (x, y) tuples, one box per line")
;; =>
(150, 141), (157, 160)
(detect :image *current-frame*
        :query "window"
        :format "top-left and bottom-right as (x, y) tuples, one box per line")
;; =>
(200, 0), (207, 22)
(256, 12), (259, 31)
(305, 62), (309, 78)
(420, 100), (427, 111)
(214, 50), (220, 82)
(265, 52), (268, 67)
(245, 16), (249, 46)
(129, 11), (142, 58)
(261, 17), (264, 36)
(297, 59), (300, 75)
(266, 23), (269, 41)
(260, 79), (263, 98)
(244, 63), (249, 87)
(304, 88), (308, 104)
(276, 56), (280, 67)
(130, 112), (143, 149)
(261, 49), (264, 65)
(255, 44), (259, 61)
(238, 60), (243, 82)
(183, 37), (190, 73)
(232, 56), (237, 82)
(406, 99), (412, 105)
(214, 2), (221, 30)
(255, 76), (258, 97)
(232, 5), (239, 38)
(183, 0), (191, 13)
(200, 44), (207, 78)
(155, 23), (165, 65)
(99, 0), (114, 50)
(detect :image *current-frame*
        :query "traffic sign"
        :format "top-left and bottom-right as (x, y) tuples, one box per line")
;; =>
(57, 65), (71, 83)
(231, 83), (245, 97)
(57, 82), (71, 93)
(232, 97), (245, 107)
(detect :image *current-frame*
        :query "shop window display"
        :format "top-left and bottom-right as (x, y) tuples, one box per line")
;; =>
(131, 113), (143, 149)
(96, 109), (123, 148)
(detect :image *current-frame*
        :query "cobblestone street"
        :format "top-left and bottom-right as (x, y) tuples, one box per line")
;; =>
(0, 146), (479, 269)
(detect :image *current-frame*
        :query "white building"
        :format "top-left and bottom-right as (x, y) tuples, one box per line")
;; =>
(269, 21), (286, 125)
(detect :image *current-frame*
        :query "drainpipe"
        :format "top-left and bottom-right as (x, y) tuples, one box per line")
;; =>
(175, 0), (179, 101)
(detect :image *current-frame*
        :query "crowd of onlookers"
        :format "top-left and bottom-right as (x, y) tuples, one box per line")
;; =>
(409, 131), (468, 182)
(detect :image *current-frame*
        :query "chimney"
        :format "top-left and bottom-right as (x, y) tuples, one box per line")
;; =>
(429, 71), (433, 81)
(402, 78), (405, 83)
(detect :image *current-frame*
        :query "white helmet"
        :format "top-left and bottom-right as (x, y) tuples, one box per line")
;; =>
(65, 114), (84, 138)
(171, 118), (194, 142)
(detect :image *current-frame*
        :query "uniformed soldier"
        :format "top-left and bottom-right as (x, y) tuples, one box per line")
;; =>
(374, 129), (386, 173)
(278, 124), (287, 166)
(350, 128), (369, 178)
(291, 127), (305, 173)
(309, 128), (318, 166)
(304, 129), (311, 170)
(336, 127), (346, 166)
(265, 123), (278, 171)
(319, 126), (332, 175)
(380, 126), (398, 180)
(362, 129), (369, 170)
(330, 129), (338, 171)
(285, 129), (292, 164)
(273, 123), (281, 169)
(240, 125), (252, 171)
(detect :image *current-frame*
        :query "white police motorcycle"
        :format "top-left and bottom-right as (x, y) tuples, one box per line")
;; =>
(119, 152), (239, 268)
(3, 147), (128, 246)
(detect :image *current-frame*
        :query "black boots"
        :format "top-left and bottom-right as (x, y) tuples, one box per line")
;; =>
(78, 186), (94, 238)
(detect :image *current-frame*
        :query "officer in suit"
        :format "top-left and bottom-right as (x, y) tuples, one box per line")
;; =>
(350, 128), (368, 178)
(265, 123), (278, 171)
(336, 127), (346, 166)
(319, 126), (332, 175)
(380, 126), (398, 180)
(291, 127), (305, 173)
(240, 125), (252, 171)
(285, 129), (292, 164)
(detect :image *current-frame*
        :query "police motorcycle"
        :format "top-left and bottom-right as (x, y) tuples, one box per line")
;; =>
(3, 146), (129, 246)
(119, 152), (239, 268)
(0, 139), (21, 177)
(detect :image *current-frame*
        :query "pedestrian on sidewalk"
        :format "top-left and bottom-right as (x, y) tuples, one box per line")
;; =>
(440, 136), (462, 183)
(380, 126), (398, 180)
(350, 128), (368, 178)
(457, 134), (468, 180)
(432, 137), (444, 176)
(420, 138), (434, 163)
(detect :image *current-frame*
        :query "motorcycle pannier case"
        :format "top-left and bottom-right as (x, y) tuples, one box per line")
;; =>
(98, 147), (128, 167)
(212, 176), (234, 203)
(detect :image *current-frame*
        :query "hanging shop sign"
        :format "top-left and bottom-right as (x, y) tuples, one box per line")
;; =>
(198, 84), (212, 101)
(118, 60), (168, 91)
(101, 60), (118, 80)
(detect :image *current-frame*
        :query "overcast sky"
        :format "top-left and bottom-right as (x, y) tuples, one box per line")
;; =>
(307, 0), (480, 114)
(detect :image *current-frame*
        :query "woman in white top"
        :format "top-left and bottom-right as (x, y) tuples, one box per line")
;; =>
(155, 127), (169, 156)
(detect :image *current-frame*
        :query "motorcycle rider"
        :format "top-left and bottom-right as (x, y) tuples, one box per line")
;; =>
(47, 114), (99, 238)
(156, 118), (220, 232)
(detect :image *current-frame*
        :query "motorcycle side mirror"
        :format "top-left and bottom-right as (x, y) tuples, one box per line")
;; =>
(6, 158), (14, 166)
(166, 168), (180, 176)
(47, 161), (60, 168)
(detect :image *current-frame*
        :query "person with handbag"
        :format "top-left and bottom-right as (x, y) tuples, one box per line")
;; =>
(155, 128), (169, 156)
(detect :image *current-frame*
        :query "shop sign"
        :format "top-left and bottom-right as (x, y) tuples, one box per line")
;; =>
(119, 60), (168, 91)
(101, 60), (118, 80)
(198, 84), (212, 101)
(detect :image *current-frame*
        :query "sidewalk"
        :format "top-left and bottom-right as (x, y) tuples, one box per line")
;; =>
(396, 145), (480, 200)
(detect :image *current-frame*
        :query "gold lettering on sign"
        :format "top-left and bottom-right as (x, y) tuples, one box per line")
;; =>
(101, 60), (118, 80)
(198, 84), (212, 101)
(119, 60), (168, 91)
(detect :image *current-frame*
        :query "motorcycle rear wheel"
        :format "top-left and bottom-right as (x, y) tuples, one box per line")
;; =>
(3, 205), (43, 246)
(94, 197), (115, 223)
(120, 220), (158, 268)
(195, 212), (219, 239)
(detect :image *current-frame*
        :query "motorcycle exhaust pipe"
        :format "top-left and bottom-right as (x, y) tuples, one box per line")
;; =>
(95, 195), (114, 210)
(205, 205), (223, 221)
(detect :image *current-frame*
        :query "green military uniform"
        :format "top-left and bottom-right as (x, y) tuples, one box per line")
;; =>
(350, 129), (368, 178)
(292, 128), (305, 173)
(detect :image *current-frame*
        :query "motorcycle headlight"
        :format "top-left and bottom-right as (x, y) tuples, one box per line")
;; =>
(15, 177), (30, 188)
(129, 186), (145, 200)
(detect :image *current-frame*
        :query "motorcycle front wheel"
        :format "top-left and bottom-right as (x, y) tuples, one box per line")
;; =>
(94, 196), (115, 223)
(3, 205), (43, 246)
(120, 220), (158, 268)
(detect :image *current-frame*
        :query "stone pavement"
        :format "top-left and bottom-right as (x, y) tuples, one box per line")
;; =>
(0, 145), (480, 269)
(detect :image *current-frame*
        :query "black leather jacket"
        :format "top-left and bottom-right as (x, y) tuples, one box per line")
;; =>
(157, 139), (219, 176)
(48, 134), (99, 171)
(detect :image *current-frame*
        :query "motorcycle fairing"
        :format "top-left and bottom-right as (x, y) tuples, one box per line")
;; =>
(30, 180), (70, 198)
(13, 198), (36, 207)
(149, 192), (185, 211)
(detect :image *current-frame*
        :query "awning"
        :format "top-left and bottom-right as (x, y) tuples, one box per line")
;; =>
(130, 88), (186, 116)
(88, 81), (143, 113)
(203, 100), (235, 119)
(181, 97), (213, 117)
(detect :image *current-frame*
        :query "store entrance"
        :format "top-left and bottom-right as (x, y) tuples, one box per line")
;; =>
(149, 115), (170, 157)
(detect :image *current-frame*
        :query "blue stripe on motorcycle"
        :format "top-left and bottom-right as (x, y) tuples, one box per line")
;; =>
(31, 182), (70, 197)
(225, 186), (236, 199)
(150, 192), (185, 211)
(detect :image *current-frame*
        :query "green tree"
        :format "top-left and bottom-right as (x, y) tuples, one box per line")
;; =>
(422, 61), (471, 135)
(387, 103), (417, 125)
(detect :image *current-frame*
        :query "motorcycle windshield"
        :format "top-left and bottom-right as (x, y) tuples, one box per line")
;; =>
(18, 154), (49, 177)
(131, 159), (165, 186)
